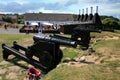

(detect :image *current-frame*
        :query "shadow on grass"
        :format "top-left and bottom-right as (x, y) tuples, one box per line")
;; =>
(63, 59), (95, 64)
(80, 61), (94, 64)
(6, 57), (28, 69)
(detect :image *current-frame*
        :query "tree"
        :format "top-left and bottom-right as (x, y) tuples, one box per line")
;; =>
(17, 15), (24, 24)
(2, 16), (13, 23)
(72, 14), (78, 21)
(100, 16), (119, 21)
(102, 18), (119, 29)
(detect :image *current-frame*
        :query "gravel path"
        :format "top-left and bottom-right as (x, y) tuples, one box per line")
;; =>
(0, 28), (21, 34)
(0, 28), (39, 35)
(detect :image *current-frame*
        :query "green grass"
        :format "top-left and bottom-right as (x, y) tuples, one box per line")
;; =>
(91, 31), (120, 38)
(0, 34), (33, 79)
(107, 60), (120, 71)
(41, 31), (120, 80)
(41, 64), (120, 80)
(0, 34), (33, 45)
(114, 30), (120, 34)
(100, 56), (111, 63)
(62, 48), (79, 59)
(94, 40), (120, 48)
(0, 34), (33, 62)
(17, 24), (24, 29)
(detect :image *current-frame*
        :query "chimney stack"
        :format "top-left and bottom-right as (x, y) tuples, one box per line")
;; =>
(96, 6), (98, 13)
(86, 8), (88, 14)
(79, 9), (81, 15)
(90, 7), (93, 14)
(82, 9), (84, 14)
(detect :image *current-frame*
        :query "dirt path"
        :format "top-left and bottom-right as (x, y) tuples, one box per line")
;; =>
(0, 28), (20, 34)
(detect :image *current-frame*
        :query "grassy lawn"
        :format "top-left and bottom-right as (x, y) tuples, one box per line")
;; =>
(41, 64), (120, 80)
(114, 30), (120, 34)
(0, 34), (33, 80)
(41, 31), (120, 80)
(0, 31), (120, 80)
(0, 34), (33, 61)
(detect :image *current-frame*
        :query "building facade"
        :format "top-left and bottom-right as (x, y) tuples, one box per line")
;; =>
(23, 13), (74, 26)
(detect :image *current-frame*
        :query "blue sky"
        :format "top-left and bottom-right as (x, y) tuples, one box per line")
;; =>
(0, 0), (120, 19)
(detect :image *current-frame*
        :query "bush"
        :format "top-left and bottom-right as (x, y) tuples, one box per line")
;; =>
(102, 18), (119, 29)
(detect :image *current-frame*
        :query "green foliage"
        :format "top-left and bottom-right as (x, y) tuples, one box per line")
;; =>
(102, 18), (119, 29)
(17, 15), (24, 24)
(100, 16), (119, 21)
(72, 14), (78, 21)
(2, 16), (13, 23)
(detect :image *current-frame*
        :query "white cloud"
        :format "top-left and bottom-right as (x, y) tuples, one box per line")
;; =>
(0, 0), (120, 19)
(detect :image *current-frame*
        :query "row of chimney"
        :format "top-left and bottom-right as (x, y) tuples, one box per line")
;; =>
(77, 6), (101, 23)
(78, 6), (99, 15)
